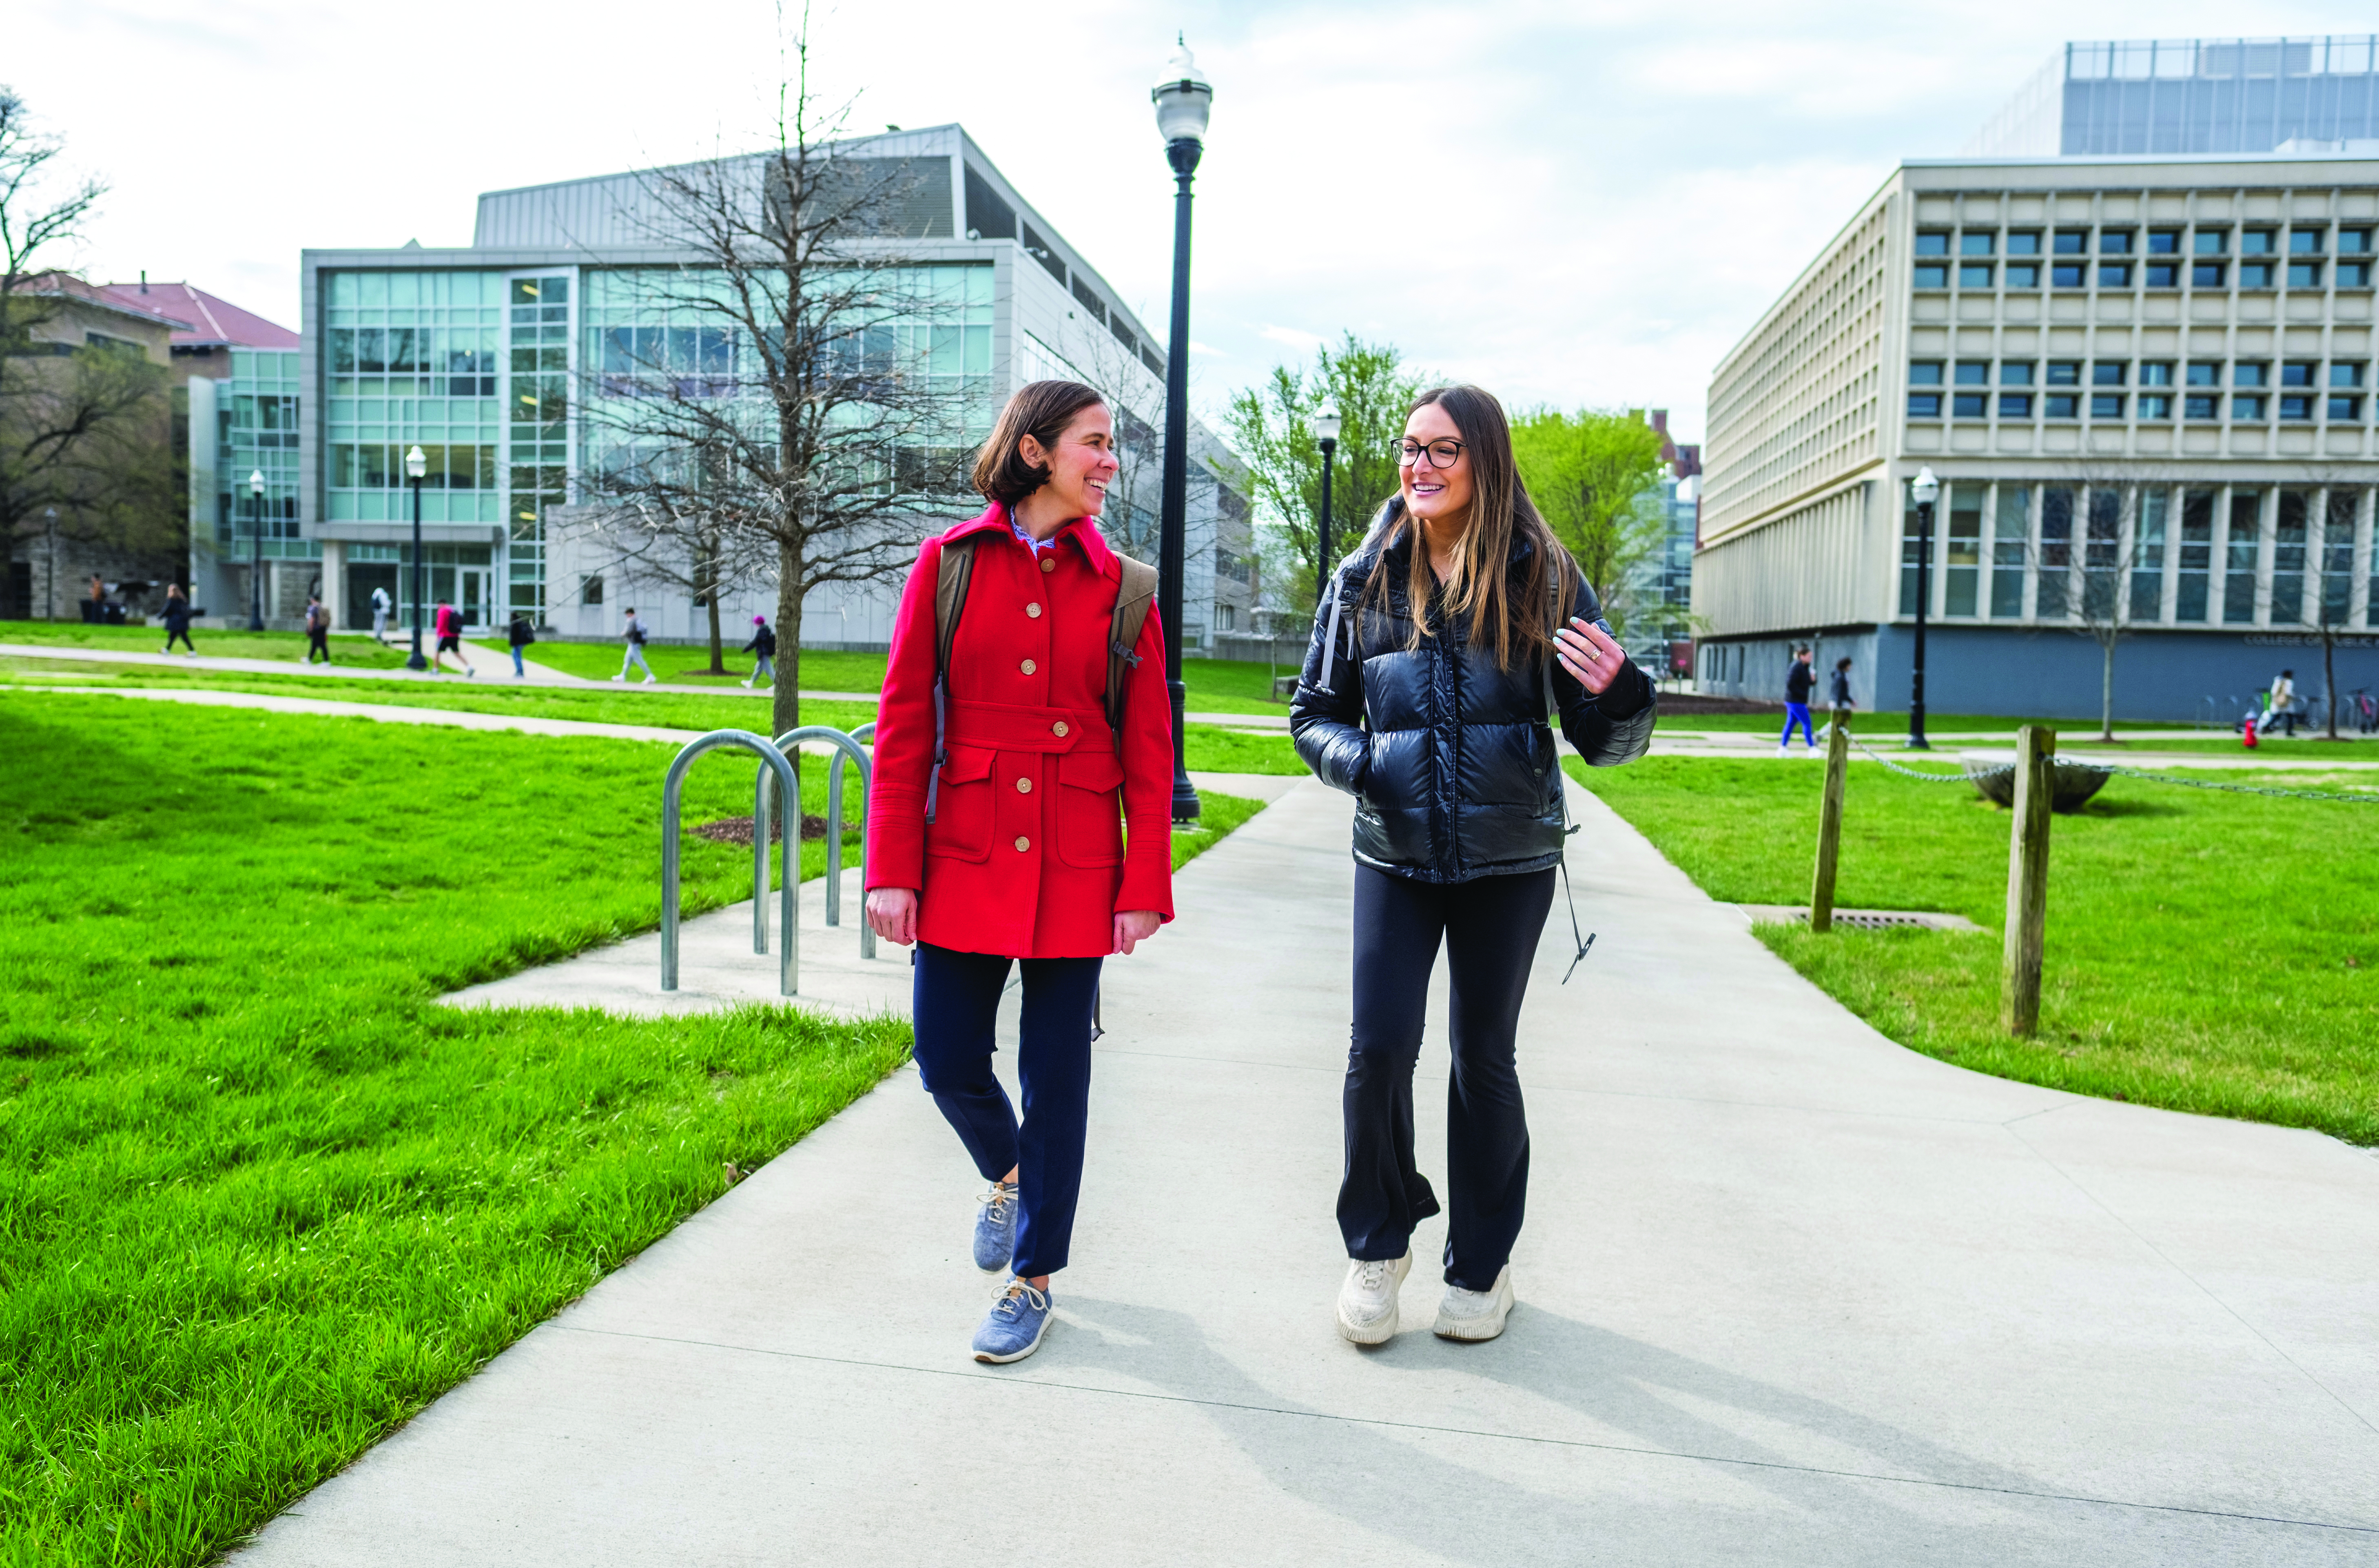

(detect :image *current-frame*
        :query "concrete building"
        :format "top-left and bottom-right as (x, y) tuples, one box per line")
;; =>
(1971, 37), (2379, 159)
(295, 126), (1251, 648)
(1692, 151), (2379, 722)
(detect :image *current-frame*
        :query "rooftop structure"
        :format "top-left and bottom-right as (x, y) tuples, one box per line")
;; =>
(1969, 38), (2379, 159)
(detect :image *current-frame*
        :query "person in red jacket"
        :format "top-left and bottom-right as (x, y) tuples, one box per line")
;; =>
(866, 380), (1174, 1365)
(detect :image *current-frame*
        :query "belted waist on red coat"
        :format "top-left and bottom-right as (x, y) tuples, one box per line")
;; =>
(943, 698), (1112, 753)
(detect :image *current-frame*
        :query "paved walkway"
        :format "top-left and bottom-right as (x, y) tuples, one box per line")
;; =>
(232, 777), (2379, 1564)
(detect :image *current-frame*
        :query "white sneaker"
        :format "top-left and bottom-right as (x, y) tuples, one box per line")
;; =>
(740, 678), (753, 688)
(610, 673), (625, 682)
(642, 674), (657, 684)
(1336, 1252), (1411, 1345)
(1776, 744), (1790, 757)
(1433, 1266), (1515, 1342)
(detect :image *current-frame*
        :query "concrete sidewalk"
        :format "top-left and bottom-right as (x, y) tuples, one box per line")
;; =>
(234, 779), (2378, 1564)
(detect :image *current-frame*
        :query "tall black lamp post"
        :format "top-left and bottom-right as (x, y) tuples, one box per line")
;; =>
(246, 469), (267, 631)
(404, 444), (429, 670)
(1907, 465), (1938, 750)
(1313, 405), (1340, 606)
(1152, 38), (1213, 824)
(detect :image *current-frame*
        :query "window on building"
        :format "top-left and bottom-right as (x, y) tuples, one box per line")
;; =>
(2322, 491), (2358, 626)
(1914, 232), (1950, 257)
(2339, 261), (2375, 288)
(1953, 392), (1988, 417)
(1914, 264), (1948, 289)
(2099, 230), (2134, 255)
(1991, 485), (2028, 618)
(2053, 230), (2087, 255)
(1946, 487), (1982, 615)
(2289, 228), (2325, 255)
(1959, 262), (1994, 288)
(2240, 261), (2276, 289)
(1908, 361), (1944, 386)
(2332, 363), (2367, 388)
(2233, 394), (2268, 419)
(2280, 394), (2315, 421)
(2006, 263), (2041, 288)
(2192, 261), (2228, 287)
(2007, 231), (2042, 257)
(2000, 361), (2035, 385)
(2045, 392), (2080, 419)
(2090, 393), (2125, 419)
(2146, 262), (2180, 288)
(2234, 363), (2269, 388)
(1999, 393), (2033, 417)
(1960, 232), (1994, 256)
(2281, 362), (2315, 388)
(2273, 492), (2309, 623)
(2138, 394), (2173, 420)
(2038, 487), (2073, 618)
(2098, 263), (2133, 287)
(582, 574), (603, 606)
(2193, 228), (2228, 255)
(2147, 230), (2181, 256)
(2139, 362), (2174, 388)
(2329, 395), (2363, 421)
(2083, 489), (2122, 621)
(2091, 362), (2127, 387)
(2223, 492), (2261, 624)
(2341, 228), (2373, 255)
(2051, 262), (2087, 288)
(2046, 361), (2081, 386)
(2241, 230), (2276, 256)
(2176, 490), (2213, 622)
(2288, 261), (2324, 288)
(1954, 362), (1989, 385)
(2131, 488), (2168, 622)
(2186, 361), (2221, 387)
(2184, 393), (2220, 419)
(1907, 393), (1942, 418)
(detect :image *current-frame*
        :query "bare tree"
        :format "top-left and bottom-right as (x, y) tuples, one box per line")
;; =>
(1061, 328), (1166, 560)
(2290, 463), (2368, 740)
(2030, 463), (2179, 742)
(577, 16), (977, 735)
(569, 484), (778, 675)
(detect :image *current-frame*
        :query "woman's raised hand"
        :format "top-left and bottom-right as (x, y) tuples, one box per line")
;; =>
(1554, 618), (1626, 695)
(866, 887), (919, 946)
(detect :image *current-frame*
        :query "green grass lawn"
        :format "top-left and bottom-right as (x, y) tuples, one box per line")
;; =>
(0, 618), (412, 669)
(1566, 755), (2379, 1145)
(1655, 709), (2183, 735)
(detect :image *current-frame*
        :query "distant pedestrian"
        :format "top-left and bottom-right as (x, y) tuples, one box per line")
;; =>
(1779, 646), (1817, 753)
(740, 613), (777, 688)
(430, 598), (476, 677)
(612, 608), (657, 684)
(2262, 669), (2300, 737)
(303, 595), (332, 663)
(371, 584), (392, 642)
(1827, 656), (1855, 732)
(505, 610), (535, 678)
(160, 584), (196, 657)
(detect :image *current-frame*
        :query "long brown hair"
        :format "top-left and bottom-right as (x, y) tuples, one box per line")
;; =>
(1362, 384), (1564, 669)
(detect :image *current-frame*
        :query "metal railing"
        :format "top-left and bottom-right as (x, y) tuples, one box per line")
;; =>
(662, 730), (800, 994)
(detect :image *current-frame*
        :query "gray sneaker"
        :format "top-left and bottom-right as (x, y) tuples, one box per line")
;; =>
(972, 1180), (1018, 1273)
(1433, 1265), (1515, 1341)
(972, 1277), (1052, 1363)
(1336, 1251), (1411, 1345)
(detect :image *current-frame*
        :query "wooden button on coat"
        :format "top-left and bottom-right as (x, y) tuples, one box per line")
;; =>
(1026, 602), (1041, 618)
(1015, 777), (1032, 793)
(1020, 658), (1036, 674)
(1014, 835), (1031, 852)
(1040, 557), (1056, 574)
(1051, 720), (1069, 737)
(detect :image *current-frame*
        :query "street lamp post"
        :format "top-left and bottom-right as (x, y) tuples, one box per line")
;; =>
(1313, 405), (1340, 607)
(246, 469), (267, 631)
(1152, 36), (1212, 825)
(43, 507), (57, 620)
(1907, 465), (1939, 750)
(404, 445), (428, 671)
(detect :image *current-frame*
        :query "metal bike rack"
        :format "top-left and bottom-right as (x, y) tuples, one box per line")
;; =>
(662, 729), (800, 994)
(752, 723), (877, 971)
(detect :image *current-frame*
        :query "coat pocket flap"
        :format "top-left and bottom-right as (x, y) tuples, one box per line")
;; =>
(1057, 749), (1125, 793)
(939, 744), (996, 784)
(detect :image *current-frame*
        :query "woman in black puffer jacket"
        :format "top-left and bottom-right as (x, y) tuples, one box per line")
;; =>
(1291, 384), (1654, 1348)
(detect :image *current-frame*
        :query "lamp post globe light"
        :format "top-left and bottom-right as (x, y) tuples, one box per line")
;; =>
(1153, 35), (1212, 825)
(246, 469), (267, 631)
(404, 445), (429, 671)
(1313, 406), (1341, 607)
(1907, 465), (1940, 751)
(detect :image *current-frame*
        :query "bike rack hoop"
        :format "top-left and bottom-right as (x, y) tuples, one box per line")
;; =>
(662, 729), (801, 994)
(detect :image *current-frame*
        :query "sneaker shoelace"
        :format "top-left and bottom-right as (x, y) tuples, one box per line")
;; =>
(993, 1280), (1048, 1319)
(979, 1184), (1017, 1223)
(1355, 1260), (1392, 1291)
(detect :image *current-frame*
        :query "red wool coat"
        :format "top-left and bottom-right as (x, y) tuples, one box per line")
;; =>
(866, 504), (1176, 959)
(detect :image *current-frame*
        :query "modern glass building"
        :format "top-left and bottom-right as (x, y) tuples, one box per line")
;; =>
(1970, 38), (2379, 159)
(297, 126), (1251, 646)
(1694, 149), (2379, 721)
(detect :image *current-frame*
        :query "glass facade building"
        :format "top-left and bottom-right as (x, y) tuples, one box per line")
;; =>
(1971, 38), (2379, 158)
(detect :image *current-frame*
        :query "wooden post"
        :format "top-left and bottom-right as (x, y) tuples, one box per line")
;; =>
(2001, 724), (2055, 1036)
(1809, 718), (1850, 933)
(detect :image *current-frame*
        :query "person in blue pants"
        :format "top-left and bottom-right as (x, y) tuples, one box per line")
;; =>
(1779, 645), (1817, 753)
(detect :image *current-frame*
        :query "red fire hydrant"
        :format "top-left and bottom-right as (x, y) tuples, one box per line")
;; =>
(2243, 715), (2259, 749)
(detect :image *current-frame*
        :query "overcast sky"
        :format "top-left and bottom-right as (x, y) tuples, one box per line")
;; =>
(19, 1), (2379, 443)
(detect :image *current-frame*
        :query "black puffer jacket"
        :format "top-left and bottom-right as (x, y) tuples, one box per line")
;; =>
(1290, 527), (1656, 883)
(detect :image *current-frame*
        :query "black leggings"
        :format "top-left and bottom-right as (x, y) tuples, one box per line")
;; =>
(165, 628), (195, 651)
(1341, 864), (1554, 1290)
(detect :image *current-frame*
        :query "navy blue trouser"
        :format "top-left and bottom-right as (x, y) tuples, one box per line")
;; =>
(1341, 865), (1554, 1291)
(910, 942), (1101, 1280)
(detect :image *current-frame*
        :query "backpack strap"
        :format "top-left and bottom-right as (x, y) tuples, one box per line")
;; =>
(925, 536), (980, 825)
(1105, 553), (1158, 754)
(1543, 554), (1566, 726)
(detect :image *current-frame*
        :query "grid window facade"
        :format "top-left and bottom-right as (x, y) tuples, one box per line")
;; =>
(219, 350), (309, 559)
(323, 270), (505, 531)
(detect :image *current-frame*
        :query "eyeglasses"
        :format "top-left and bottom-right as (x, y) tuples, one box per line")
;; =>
(1395, 439), (1465, 469)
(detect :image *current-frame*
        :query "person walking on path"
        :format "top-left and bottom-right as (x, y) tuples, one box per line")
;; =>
(505, 610), (536, 678)
(865, 380), (1174, 1366)
(430, 599), (475, 678)
(1826, 656), (1856, 735)
(611, 609), (657, 684)
(2262, 669), (2300, 737)
(371, 585), (392, 643)
(1779, 646), (1817, 753)
(160, 584), (196, 658)
(740, 614), (776, 689)
(1292, 384), (1655, 1347)
(303, 594), (333, 664)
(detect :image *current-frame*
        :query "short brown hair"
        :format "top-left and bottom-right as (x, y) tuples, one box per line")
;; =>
(972, 380), (1106, 504)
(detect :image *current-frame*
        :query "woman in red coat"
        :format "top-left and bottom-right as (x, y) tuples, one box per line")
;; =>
(866, 379), (1174, 1364)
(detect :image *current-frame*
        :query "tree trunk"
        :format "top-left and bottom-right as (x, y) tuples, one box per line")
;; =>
(2325, 630), (2339, 740)
(703, 538), (727, 674)
(2100, 635), (2116, 742)
(772, 532), (804, 743)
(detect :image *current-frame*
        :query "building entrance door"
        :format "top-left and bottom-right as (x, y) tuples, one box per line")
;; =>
(461, 568), (491, 630)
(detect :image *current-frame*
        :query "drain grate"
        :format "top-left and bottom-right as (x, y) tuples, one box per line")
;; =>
(1733, 904), (1983, 933)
